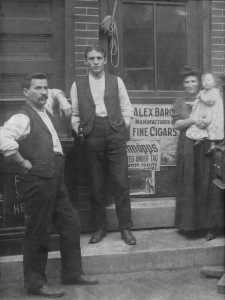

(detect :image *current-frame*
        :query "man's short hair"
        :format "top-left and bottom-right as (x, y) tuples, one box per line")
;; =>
(21, 73), (48, 89)
(84, 45), (107, 59)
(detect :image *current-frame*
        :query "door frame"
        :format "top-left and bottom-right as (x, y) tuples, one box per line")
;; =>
(0, 0), (75, 255)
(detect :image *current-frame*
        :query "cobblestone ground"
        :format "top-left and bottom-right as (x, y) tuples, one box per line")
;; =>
(0, 268), (224, 300)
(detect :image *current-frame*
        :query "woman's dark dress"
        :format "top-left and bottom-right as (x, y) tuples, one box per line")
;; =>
(172, 95), (224, 231)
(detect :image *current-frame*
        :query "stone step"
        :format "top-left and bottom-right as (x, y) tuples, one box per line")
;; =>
(116, 197), (175, 229)
(0, 198), (175, 256)
(1, 228), (224, 283)
(79, 197), (176, 231)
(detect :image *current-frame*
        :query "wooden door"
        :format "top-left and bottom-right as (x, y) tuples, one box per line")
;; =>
(0, 0), (65, 104)
(0, 0), (77, 255)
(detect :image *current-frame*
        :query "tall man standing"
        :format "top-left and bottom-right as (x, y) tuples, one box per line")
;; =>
(0, 73), (98, 298)
(70, 45), (136, 245)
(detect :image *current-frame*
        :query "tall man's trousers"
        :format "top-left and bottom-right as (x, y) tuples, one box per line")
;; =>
(84, 116), (133, 231)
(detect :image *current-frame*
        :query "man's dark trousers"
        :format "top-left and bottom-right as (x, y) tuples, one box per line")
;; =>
(21, 155), (83, 290)
(84, 116), (132, 231)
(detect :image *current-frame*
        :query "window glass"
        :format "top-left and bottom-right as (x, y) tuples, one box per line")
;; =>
(122, 2), (187, 91)
(156, 5), (186, 90)
(123, 4), (154, 90)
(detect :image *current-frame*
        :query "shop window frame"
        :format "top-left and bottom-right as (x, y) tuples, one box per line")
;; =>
(100, 0), (211, 100)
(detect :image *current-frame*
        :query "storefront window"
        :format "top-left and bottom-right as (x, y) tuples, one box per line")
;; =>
(123, 2), (186, 91)
(123, 4), (154, 90)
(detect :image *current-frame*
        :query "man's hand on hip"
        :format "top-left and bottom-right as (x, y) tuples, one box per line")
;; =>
(19, 159), (32, 175)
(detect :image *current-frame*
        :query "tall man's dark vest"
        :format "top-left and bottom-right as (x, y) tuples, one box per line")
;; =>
(18, 104), (59, 177)
(76, 73), (124, 136)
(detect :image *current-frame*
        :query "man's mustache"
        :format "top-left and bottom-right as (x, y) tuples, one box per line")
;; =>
(39, 95), (48, 100)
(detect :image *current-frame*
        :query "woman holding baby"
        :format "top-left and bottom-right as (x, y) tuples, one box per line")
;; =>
(172, 65), (224, 241)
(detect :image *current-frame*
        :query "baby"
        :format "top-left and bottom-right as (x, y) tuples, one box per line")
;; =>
(186, 72), (224, 154)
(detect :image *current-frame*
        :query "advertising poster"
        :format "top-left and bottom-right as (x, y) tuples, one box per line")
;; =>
(128, 104), (179, 195)
(128, 169), (155, 196)
(160, 138), (178, 166)
(126, 140), (160, 171)
(126, 140), (159, 196)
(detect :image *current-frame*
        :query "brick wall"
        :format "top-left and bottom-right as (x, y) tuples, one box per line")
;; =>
(211, 0), (225, 75)
(73, 1), (101, 211)
(74, 0), (100, 77)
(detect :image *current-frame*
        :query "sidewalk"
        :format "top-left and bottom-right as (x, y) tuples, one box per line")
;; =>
(1, 268), (224, 300)
(1, 229), (224, 299)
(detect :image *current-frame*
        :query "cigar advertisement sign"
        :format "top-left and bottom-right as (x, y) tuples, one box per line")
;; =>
(130, 104), (179, 140)
(126, 140), (160, 171)
(130, 104), (178, 167)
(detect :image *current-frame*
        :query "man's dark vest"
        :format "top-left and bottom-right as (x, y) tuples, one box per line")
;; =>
(76, 73), (124, 136)
(18, 104), (58, 177)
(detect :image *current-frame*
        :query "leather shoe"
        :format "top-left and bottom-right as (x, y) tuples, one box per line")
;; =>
(62, 274), (99, 285)
(121, 229), (136, 245)
(28, 283), (65, 298)
(89, 229), (106, 244)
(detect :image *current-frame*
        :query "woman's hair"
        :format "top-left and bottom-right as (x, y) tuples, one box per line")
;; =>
(21, 72), (48, 89)
(180, 65), (200, 80)
(84, 45), (107, 59)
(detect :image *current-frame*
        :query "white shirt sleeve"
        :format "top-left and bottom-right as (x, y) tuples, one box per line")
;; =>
(70, 82), (81, 134)
(0, 114), (30, 157)
(117, 77), (134, 127)
(45, 88), (69, 115)
(50, 88), (66, 99)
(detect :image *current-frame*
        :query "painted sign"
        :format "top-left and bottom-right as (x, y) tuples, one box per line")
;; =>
(126, 140), (160, 171)
(1, 174), (25, 227)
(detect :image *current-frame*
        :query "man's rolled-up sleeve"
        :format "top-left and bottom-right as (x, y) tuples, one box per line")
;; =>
(0, 114), (30, 157)
(117, 77), (134, 127)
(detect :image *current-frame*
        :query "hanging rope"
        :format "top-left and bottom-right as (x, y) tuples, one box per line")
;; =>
(100, 0), (119, 68)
